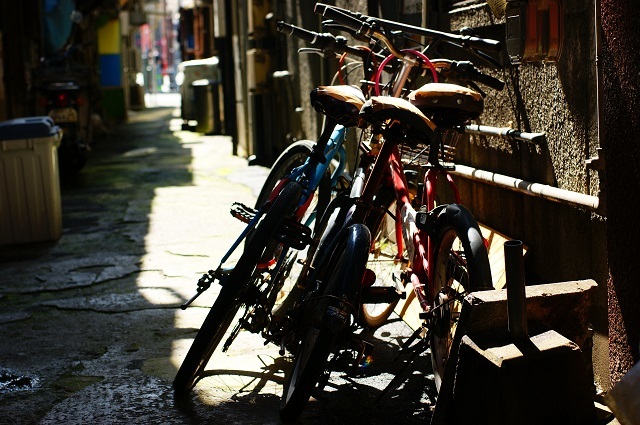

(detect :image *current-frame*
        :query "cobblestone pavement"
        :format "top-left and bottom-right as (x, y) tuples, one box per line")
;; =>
(0, 94), (437, 424)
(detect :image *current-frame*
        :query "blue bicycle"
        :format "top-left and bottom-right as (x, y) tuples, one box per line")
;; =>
(173, 26), (373, 394)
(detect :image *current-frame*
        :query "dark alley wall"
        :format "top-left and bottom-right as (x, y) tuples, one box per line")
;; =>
(600, 0), (640, 384)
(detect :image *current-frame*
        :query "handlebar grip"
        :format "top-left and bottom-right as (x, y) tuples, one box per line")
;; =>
(462, 35), (502, 53)
(278, 20), (370, 61)
(450, 61), (505, 91)
(277, 21), (320, 44)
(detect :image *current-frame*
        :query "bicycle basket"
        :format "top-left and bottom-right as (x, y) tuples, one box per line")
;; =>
(398, 128), (463, 168)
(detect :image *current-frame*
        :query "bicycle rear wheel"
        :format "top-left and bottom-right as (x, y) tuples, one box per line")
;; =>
(429, 204), (492, 392)
(173, 181), (302, 394)
(256, 140), (320, 207)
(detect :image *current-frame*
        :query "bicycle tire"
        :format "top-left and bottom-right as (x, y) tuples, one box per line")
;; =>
(256, 140), (309, 206)
(258, 140), (332, 318)
(429, 203), (492, 392)
(360, 186), (404, 328)
(279, 224), (371, 422)
(272, 191), (353, 323)
(173, 181), (302, 394)
(255, 139), (331, 217)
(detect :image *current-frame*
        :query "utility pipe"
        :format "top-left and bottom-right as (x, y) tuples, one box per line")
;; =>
(504, 240), (528, 342)
(450, 164), (600, 211)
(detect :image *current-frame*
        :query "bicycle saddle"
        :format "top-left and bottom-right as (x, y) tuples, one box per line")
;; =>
(408, 83), (483, 126)
(358, 96), (437, 140)
(310, 85), (366, 127)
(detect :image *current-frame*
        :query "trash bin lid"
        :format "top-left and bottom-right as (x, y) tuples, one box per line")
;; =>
(191, 79), (212, 87)
(177, 57), (221, 86)
(178, 56), (219, 70)
(0, 116), (61, 141)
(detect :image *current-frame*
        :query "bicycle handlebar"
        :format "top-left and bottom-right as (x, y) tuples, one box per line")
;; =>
(315, 3), (502, 54)
(276, 21), (370, 61)
(448, 61), (505, 91)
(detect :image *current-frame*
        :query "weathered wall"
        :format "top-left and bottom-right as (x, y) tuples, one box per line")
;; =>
(600, 0), (640, 384)
(447, 0), (610, 390)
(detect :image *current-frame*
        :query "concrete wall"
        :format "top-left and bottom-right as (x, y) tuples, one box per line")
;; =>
(445, 0), (609, 390)
(448, 0), (610, 390)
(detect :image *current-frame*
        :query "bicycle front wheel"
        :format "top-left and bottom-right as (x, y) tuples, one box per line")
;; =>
(280, 224), (371, 422)
(360, 186), (404, 328)
(429, 204), (492, 392)
(258, 140), (332, 318)
(173, 181), (302, 394)
(173, 284), (243, 394)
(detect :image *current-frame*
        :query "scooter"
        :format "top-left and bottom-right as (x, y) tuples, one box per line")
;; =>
(34, 51), (92, 177)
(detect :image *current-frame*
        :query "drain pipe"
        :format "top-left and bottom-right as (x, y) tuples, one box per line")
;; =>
(450, 164), (600, 212)
(504, 240), (528, 342)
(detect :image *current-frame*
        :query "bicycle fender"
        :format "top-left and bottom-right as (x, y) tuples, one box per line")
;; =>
(416, 204), (478, 240)
(333, 223), (371, 302)
(436, 203), (493, 290)
(311, 194), (355, 272)
(322, 223), (371, 332)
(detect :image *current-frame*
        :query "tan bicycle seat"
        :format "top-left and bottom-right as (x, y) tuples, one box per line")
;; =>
(409, 83), (483, 124)
(310, 85), (366, 127)
(359, 96), (437, 139)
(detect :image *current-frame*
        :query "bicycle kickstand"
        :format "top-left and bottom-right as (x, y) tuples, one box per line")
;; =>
(180, 266), (233, 310)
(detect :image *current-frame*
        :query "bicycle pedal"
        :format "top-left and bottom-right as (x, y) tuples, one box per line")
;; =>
(392, 271), (407, 299)
(418, 305), (433, 320)
(361, 286), (403, 303)
(276, 219), (313, 250)
(230, 202), (257, 223)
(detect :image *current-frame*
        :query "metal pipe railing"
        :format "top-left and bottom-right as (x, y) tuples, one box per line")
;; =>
(450, 164), (600, 211)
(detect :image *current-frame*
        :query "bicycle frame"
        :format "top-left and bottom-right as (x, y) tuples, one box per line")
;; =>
(354, 54), (458, 311)
(255, 125), (349, 275)
(222, 126), (348, 266)
(287, 125), (348, 214)
(180, 122), (350, 310)
(383, 141), (461, 313)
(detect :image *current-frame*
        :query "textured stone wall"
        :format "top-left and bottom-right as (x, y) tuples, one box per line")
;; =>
(447, 0), (610, 390)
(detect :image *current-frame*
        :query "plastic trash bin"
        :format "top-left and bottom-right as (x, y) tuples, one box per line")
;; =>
(176, 57), (222, 128)
(0, 116), (63, 244)
(192, 79), (222, 134)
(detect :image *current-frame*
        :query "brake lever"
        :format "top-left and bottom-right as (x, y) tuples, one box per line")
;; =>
(467, 81), (486, 98)
(298, 47), (327, 57)
(469, 47), (504, 69)
(321, 20), (372, 44)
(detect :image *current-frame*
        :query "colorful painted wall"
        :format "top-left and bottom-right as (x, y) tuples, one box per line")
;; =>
(98, 17), (126, 123)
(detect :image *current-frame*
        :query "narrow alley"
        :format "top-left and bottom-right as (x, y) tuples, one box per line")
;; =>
(0, 95), (433, 424)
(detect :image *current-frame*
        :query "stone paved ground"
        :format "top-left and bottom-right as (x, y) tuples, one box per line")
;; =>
(0, 95), (437, 424)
